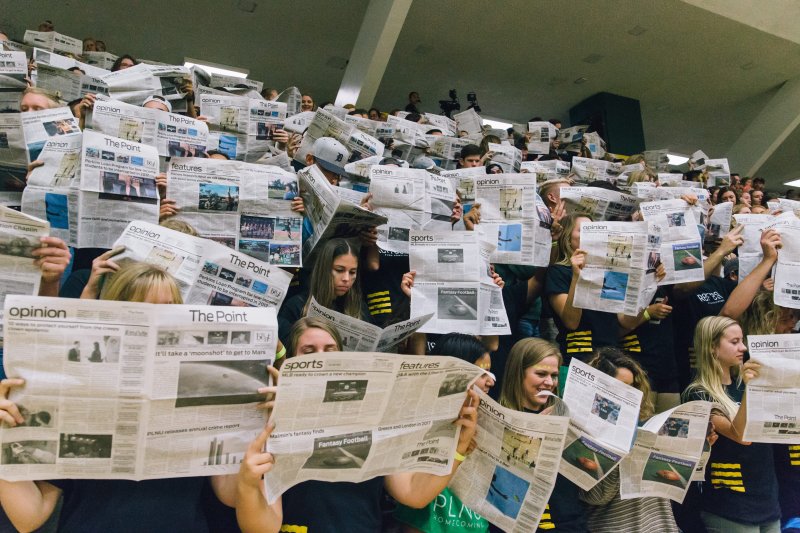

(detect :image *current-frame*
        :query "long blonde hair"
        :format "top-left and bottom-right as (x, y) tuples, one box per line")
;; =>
(739, 290), (778, 337)
(500, 338), (562, 412)
(102, 262), (183, 304)
(555, 213), (591, 266)
(684, 316), (740, 418)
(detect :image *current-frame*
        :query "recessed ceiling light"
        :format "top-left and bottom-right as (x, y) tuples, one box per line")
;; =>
(667, 153), (689, 165)
(582, 54), (604, 64)
(784, 178), (800, 187)
(740, 62), (756, 70)
(574, 77), (588, 84)
(184, 58), (248, 78)
(628, 25), (647, 36)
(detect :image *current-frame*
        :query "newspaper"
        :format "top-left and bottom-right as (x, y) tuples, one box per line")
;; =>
(689, 150), (709, 170)
(264, 352), (485, 502)
(168, 157), (302, 266)
(368, 165), (455, 253)
(520, 159), (571, 182)
(441, 166), (486, 211)
(619, 401), (713, 502)
(34, 64), (110, 103)
(705, 158), (730, 186)
(573, 220), (657, 315)
(77, 130), (160, 248)
(424, 113), (457, 136)
(488, 143), (522, 173)
(283, 111), (316, 134)
(277, 86), (302, 117)
(453, 109), (483, 136)
(771, 216), (800, 309)
(0, 295), (276, 481)
(21, 106), (81, 163)
(110, 220), (292, 308)
(569, 157), (621, 184)
(450, 391), (570, 532)
(426, 135), (470, 162)
(472, 173), (551, 267)
(409, 231), (511, 335)
(644, 149), (670, 172)
(82, 51), (118, 70)
(560, 186), (640, 221)
(30, 47), (108, 80)
(294, 109), (384, 167)
(732, 213), (772, 282)
(306, 297), (432, 352)
(527, 121), (557, 155)
(23, 30), (82, 56)
(559, 359), (643, 490)
(706, 200), (732, 241)
(777, 198), (800, 217)
(0, 50), (29, 90)
(88, 97), (209, 158)
(20, 133), (82, 245)
(639, 199), (705, 285)
(559, 125), (589, 145)
(343, 115), (389, 139)
(100, 63), (162, 105)
(297, 164), (387, 258)
(744, 334), (800, 443)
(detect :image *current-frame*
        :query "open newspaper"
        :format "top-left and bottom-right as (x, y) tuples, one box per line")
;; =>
(0, 295), (277, 481)
(78, 130), (160, 248)
(560, 186), (639, 221)
(0, 50), (29, 91)
(102, 63), (190, 106)
(423, 113), (456, 136)
(0, 114), (28, 203)
(570, 157), (621, 184)
(487, 143), (522, 173)
(772, 217), (800, 310)
(453, 109), (482, 136)
(449, 391), (570, 533)
(472, 173), (551, 267)
(21, 106), (81, 163)
(639, 199), (705, 285)
(619, 401), (713, 502)
(644, 149), (669, 172)
(34, 63), (109, 103)
(168, 157), (303, 266)
(574, 220), (657, 316)
(526, 121), (557, 155)
(744, 334), (800, 443)
(294, 108), (384, 167)
(732, 213), (774, 282)
(82, 51), (118, 70)
(109, 221), (292, 308)
(426, 135), (470, 167)
(306, 297), (432, 352)
(441, 166), (487, 211)
(705, 158), (730, 186)
(297, 164), (387, 258)
(409, 231), (511, 335)
(706, 200), (732, 241)
(23, 30), (82, 56)
(264, 353), (485, 502)
(559, 359), (643, 490)
(368, 165), (455, 253)
(520, 160), (570, 182)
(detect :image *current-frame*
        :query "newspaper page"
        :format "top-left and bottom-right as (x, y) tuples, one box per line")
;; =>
(306, 297), (432, 352)
(409, 231), (511, 335)
(570, 157), (621, 184)
(0, 50), (29, 90)
(264, 353), (485, 502)
(559, 359), (643, 490)
(20, 134), (82, 245)
(34, 64), (109, 103)
(82, 51), (118, 70)
(705, 158), (730, 186)
(424, 113), (457, 136)
(21, 107), (81, 163)
(777, 198), (800, 217)
(294, 109), (384, 167)
(77, 130), (160, 248)
(732, 213), (773, 282)
(573, 220), (656, 316)
(558, 125), (589, 145)
(441, 166), (487, 211)
(744, 334), (800, 443)
(639, 199), (705, 285)
(198, 92), (249, 160)
(369, 165), (454, 254)
(527, 121), (557, 155)
(453, 109), (483, 136)
(644, 149), (669, 172)
(560, 186), (640, 221)
(487, 143), (522, 173)
(88, 97), (209, 158)
(772, 217), (800, 310)
(619, 401), (713, 502)
(297, 164), (387, 258)
(276, 86), (301, 116)
(707, 200), (732, 241)
(109, 221), (292, 308)
(426, 135), (470, 164)
(520, 159), (571, 182)
(101, 63), (163, 105)
(30, 47), (109, 80)
(283, 111), (316, 134)
(23, 31), (82, 56)
(472, 173), (551, 267)
(167, 157), (302, 266)
(0, 296), (276, 481)
(450, 391), (570, 533)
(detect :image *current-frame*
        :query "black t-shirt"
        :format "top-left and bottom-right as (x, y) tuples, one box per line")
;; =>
(544, 265), (619, 363)
(360, 248), (410, 328)
(51, 478), (209, 533)
(281, 478), (384, 533)
(775, 444), (800, 519)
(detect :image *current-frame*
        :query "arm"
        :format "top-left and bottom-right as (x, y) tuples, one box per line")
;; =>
(711, 361), (760, 445)
(235, 425), (282, 533)
(548, 250), (586, 331)
(32, 237), (71, 297)
(359, 227), (380, 272)
(80, 246), (125, 300)
(720, 229), (780, 319)
(526, 268), (546, 307)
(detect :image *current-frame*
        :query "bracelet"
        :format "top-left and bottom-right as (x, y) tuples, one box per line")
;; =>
(643, 309), (652, 321)
(454, 450), (467, 462)
(275, 345), (287, 360)
(551, 241), (558, 247)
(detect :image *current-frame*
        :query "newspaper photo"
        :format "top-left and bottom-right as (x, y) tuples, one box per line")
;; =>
(560, 186), (640, 222)
(0, 295), (277, 481)
(441, 166), (487, 211)
(264, 353), (485, 502)
(526, 121), (557, 155)
(573, 220), (657, 316)
(168, 157), (303, 266)
(744, 334), (800, 443)
(21, 106), (81, 163)
(619, 401), (713, 502)
(409, 231), (511, 335)
(110, 220), (292, 309)
(772, 217), (800, 310)
(639, 199), (705, 286)
(559, 359), (643, 490)
(450, 391), (570, 533)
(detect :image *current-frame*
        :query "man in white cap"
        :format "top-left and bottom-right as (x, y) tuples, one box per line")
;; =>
(142, 94), (172, 113)
(305, 137), (350, 186)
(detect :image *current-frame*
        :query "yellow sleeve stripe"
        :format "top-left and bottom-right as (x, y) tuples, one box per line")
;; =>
(367, 297), (391, 304)
(789, 445), (800, 450)
(368, 302), (392, 310)
(710, 471), (742, 478)
(280, 526), (308, 533)
(789, 452), (800, 458)
(367, 291), (390, 297)
(710, 463), (741, 469)
(539, 523), (555, 530)
(711, 478), (743, 486)
(370, 309), (393, 315)
(791, 460), (800, 466)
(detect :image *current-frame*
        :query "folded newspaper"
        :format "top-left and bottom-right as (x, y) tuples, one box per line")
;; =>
(560, 186), (639, 222)
(0, 295), (277, 481)
(294, 108), (384, 168)
(264, 352), (485, 502)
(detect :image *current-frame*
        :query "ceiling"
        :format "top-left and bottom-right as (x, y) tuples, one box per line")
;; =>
(3, 0), (800, 188)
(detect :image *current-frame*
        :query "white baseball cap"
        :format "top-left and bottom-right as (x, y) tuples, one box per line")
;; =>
(313, 137), (350, 175)
(143, 94), (172, 113)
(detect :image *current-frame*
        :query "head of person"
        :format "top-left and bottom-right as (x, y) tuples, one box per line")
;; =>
(717, 186), (739, 204)
(405, 112), (422, 123)
(67, 66), (85, 77)
(486, 163), (503, 174)
(111, 54), (137, 72)
(101, 262), (182, 304)
(556, 213), (592, 265)
(300, 94), (314, 112)
(95, 40), (106, 52)
(368, 107), (381, 121)
(549, 118), (562, 130)
(751, 188), (764, 206)
(459, 144), (482, 168)
(689, 316), (746, 418)
(261, 87), (278, 101)
(408, 91), (420, 105)
(82, 38), (96, 52)
(142, 94), (171, 113)
(587, 347), (654, 421)
(20, 87), (61, 112)
(626, 169), (656, 187)
(0, 30), (9, 42)
(308, 237), (361, 314)
(159, 218), (198, 236)
(731, 203), (751, 219)
(306, 137), (349, 186)
(425, 128), (443, 136)
(285, 317), (343, 357)
(786, 188), (799, 200)
(431, 333), (494, 393)
(739, 190), (751, 207)
(538, 179), (569, 210)
(739, 289), (800, 336)
(479, 135), (501, 155)
(38, 20), (55, 32)
(752, 176), (765, 191)
(348, 108), (369, 119)
(500, 338), (562, 412)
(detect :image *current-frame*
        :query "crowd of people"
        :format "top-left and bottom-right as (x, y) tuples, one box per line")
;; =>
(0, 19), (797, 533)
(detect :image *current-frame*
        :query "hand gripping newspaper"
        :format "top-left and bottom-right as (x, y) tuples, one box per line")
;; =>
(487, 143), (522, 173)
(449, 391), (570, 532)
(168, 157), (303, 267)
(573, 220), (657, 316)
(639, 199), (705, 285)
(306, 297), (432, 352)
(560, 186), (640, 221)
(294, 108), (384, 167)
(619, 400), (714, 502)
(744, 334), (800, 443)
(297, 164), (387, 258)
(78, 130), (160, 248)
(109, 220), (292, 308)
(20, 133), (82, 245)
(0, 295), (277, 481)
(368, 165), (456, 253)
(263, 353), (485, 502)
(772, 217), (800, 310)
(569, 157), (621, 184)
(472, 173), (552, 267)
(87, 97), (209, 158)
(559, 359), (643, 490)
(409, 230), (511, 335)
